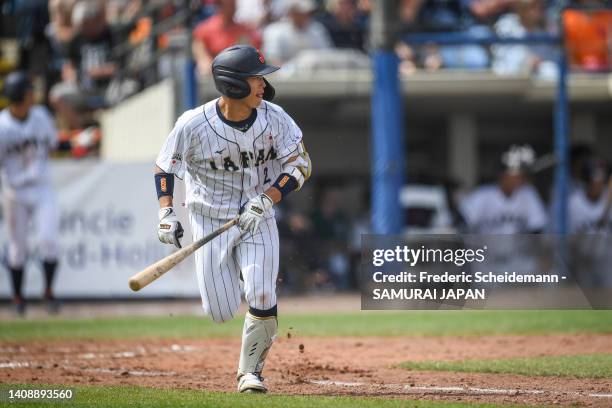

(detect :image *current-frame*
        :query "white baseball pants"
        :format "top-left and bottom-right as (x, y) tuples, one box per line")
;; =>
(2, 185), (59, 268)
(189, 213), (279, 323)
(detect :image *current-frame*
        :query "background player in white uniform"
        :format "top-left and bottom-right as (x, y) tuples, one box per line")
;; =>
(0, 72), (61, 315)
(459, 145), (547, 277)
(154, 45), (311, 393)
(568, 158), (611, 233)
(460, 145), (547, 234)
(567, 158), (612, 286)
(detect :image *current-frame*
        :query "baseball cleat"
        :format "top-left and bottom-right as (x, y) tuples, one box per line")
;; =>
(237, 373), (267, 393)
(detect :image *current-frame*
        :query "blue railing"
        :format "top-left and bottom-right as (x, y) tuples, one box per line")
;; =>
(403, 32), (560, 46)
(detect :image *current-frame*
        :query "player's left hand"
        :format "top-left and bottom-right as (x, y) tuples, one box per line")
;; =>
(239, 194), (273, 234)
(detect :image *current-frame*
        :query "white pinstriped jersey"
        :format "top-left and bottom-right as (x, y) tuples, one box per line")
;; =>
(569, 188), (612, 233)
(459, 184), (548, 234)
(0, 106), (58, 196)
(156, 99), (302, 219)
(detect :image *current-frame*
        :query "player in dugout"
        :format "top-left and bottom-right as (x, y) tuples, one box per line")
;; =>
(459, 145), (548, 234)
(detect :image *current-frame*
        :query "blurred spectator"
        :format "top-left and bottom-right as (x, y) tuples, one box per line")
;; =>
(357, 0), (371, 14)
(563, 1), (612, 72)
(63, 0), (118, 93)
(234, 0), (285, 28)
(437, 30), (490, 69)
(463, 0), (517, 25)
(451, 0), (518, 69)
(106, 0), (142, 28)
(399, 0), (421, 25)
(192, 0), (262, 75)
(492, 0), (557, 79)
(401, 0), (464, 31)
(310, 187), (351, 291)
(48, 0), (77, 51)
(262, 0), (332, 65)
(48, 0), (117, 152)
(396, 41), (418, 75)
(569, 158), (612, 233)
(399, 0), (489, 71)
(194, 0), (218, 23)
(316, 0), (368, 50)
(10, 0), (50, 74)
(398, 0), (447, 70)
(47, 0), (77, 82)
(459, 145), (547, 234)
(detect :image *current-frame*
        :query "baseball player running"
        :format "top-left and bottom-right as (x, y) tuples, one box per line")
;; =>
(154, 45), (311, 393)
(0, 72), (61, 316)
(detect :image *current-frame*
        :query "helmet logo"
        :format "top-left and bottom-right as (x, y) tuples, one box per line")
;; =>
(256, 49), (265, 64)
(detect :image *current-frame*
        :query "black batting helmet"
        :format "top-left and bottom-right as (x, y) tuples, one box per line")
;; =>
(2, 71), (33, 103)
(212, 45), (279, 101)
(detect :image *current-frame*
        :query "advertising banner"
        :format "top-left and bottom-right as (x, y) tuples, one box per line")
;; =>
(0, 161), (198, 298)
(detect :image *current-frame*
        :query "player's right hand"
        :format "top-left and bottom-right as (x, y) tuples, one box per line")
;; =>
(238, 194), (273, 234)
(158, 207), (184, 249)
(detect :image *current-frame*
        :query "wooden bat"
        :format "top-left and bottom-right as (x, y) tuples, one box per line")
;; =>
(129, 217), (239, 291)
(530, 153), (557, 174)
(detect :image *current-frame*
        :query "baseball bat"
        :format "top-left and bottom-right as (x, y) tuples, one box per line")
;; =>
(530, 153), (557, 174)
(129, 217), (239, 291)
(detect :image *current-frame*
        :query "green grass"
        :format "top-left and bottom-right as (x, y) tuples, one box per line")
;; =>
(0, 384), (528, 408)
(400, 354), (612, 379)
(1, 310), (611, 341)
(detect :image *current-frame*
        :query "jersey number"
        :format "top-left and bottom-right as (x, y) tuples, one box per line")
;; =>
(263, 167), (271, 184)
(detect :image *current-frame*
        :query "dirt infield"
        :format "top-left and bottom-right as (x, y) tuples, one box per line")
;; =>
(2, 333), (611, 406)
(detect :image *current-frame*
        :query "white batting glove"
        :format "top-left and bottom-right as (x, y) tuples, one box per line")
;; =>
(158, 207), (184, 249)
(239, 194), (273, 234)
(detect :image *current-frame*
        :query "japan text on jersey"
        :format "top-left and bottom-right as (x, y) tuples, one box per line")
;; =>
(156, 99), (303, 219)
